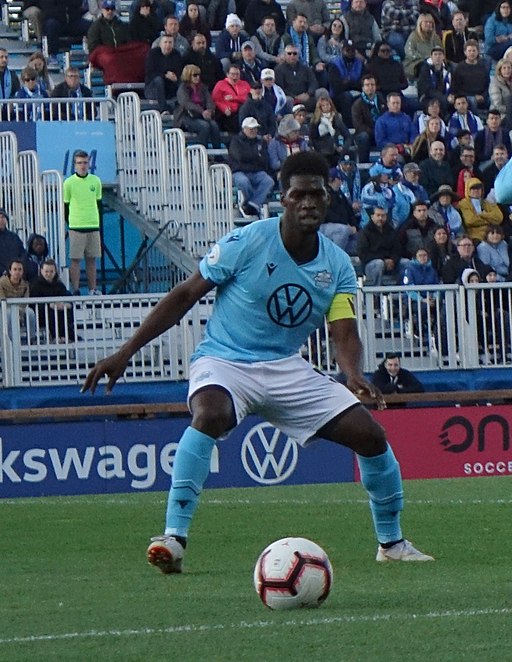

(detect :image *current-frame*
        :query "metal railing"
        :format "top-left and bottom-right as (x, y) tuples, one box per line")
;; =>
(2, 283), (512, 388)
(0, 97), (114, 122)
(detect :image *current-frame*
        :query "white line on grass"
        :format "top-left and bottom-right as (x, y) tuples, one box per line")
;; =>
(1, 607), (511, 645)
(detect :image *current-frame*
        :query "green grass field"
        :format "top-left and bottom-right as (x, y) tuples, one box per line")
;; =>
(1, 477), (512, 662)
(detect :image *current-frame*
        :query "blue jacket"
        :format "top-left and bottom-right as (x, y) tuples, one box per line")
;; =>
(476, 240), (510, 280)
(403, 258), (439, 300)
(374, 111), (416, 148)
(215, 29), (251, 61)
(484, 14), (512, 55)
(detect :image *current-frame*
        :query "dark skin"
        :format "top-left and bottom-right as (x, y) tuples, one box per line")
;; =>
(82, 175), (386, 457)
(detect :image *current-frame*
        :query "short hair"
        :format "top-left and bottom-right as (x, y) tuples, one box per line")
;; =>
(20, 66), (37, 81)
(73, 149), (88, 162)
(493, 143), (508, 152)
(42, 258), (58, 269)
(487, 108), (501, 117)
(361, 74), (376, 84)
(386, 92), (401, 102)
(464, 38), (479, 50)
(412, 200), (429, 210)
(280, 152), (329, 191)
(454, 94), (468, 103)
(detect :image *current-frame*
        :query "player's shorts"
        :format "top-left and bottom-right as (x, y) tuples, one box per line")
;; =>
(69, 230), (102, 260)
(188, 354), (360, 447)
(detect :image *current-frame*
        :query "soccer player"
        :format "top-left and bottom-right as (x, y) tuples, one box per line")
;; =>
(82, 152), (433, 571)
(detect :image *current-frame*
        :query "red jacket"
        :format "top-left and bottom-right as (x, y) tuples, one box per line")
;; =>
(211, 77), (250, 114)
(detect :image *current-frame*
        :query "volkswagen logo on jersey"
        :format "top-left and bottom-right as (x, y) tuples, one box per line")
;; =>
(241, 423), (298, 485)
(266, 284), (313, 327)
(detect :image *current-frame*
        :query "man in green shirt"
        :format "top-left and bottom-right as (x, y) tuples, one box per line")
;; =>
(63, 150), (102, 295)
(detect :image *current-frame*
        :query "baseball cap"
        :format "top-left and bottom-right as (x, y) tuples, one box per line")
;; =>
(260, 68), (275, 80)
(102, 0), (116, 9)
(242, 41), (255, 50)
(342, 40), (355, 49)
(241, 117), (260, 129)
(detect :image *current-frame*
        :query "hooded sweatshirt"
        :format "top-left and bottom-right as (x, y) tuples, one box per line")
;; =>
(458, 177), (503, 243)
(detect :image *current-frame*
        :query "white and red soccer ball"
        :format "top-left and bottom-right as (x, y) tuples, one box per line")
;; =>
(253, 537), (333, 610)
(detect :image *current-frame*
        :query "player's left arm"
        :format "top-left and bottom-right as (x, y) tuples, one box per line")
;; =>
(327, 297), (385, 409)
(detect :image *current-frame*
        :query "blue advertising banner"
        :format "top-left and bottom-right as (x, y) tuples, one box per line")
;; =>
(0, 121), (36, 151)
(36, 121), (117, 183)
(0, 417), (354, 498)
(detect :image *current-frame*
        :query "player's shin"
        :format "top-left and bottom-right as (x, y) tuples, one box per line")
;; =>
(165, 426), (217, 537)
(356, 443), (404, 544)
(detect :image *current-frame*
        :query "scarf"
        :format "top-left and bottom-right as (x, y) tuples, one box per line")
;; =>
(0, 68), (12, 99)
(484, 127), (504, 160)
(318, 112), (335, 136)
(289, 27), (310, 65)
(361, 91), (380, 122)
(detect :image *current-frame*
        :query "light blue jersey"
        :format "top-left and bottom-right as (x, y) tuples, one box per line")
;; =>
(191, 217), (357, 363)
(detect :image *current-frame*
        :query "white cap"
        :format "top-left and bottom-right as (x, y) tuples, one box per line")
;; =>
(260, 68), (275, 80)
(241, 117), (260, 129)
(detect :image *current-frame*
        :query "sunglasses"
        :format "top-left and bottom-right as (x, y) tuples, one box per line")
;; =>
(24, 77), (37, 81)
(286, 51), (298, 55)
(191, 73), (200, 76)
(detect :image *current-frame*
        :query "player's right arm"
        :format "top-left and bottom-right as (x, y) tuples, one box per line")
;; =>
(82, 271), (214, 394)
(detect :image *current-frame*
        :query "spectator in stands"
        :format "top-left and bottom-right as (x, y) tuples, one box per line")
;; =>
(474, 109), (512, 166)
(250, 16), (285, 68)
(392, 162), (426, 228)
(244, 0), (286, 37)
(282, 14), (325, 81)
(0, 209), (25, 277)
(458, 178), (503, 242)
(274, 43), (321, 111)
(401, 160), (429, 201)
(357, 205), (404, 284)
(228, 116), (275, 217)
(63, 150), (102, 295)
(484, 1), (512, 61)
(482, 144), (510, 196)
(27, 52), (54, 94)
(212, 64), (251, 133)
(489, 58), (512, 122)
(88, 1), (150, 84)
(215, 13), (250, 72)
(292, 102), (311, 139)
(416, 46), (453, 112)
(317, 18), (346, 65)
(285, 0), (331, 40)
(370, 142), (403, 179)
(179, 3), (212, 46)
(458, 0), (496, 31)
(183, 33), (224, 91)
(319, 168), (359, 254)
(84, 0), (122, 21)
(175, 64), (222, 148)
(130, 0), (161, 44)
(130, 0), (175, 23)
(442, 234), (491, 282)
(427, 224), (453, 277)
(337, 155), (362, 214)
(351, 74), (385, 162)
(239, 41), (265, 85)
(40, 0), (90, 63)
(153, 15), (190, 55)
(380, 0), (420, 60)
(341, 0), (381, 59)
(14, 66), (49, 121)
(447, 95), (483, 147)
(145, 34), (184, 116)
(443, 11), (478, 64)
(0, 259), (36, 342)
(239, 80), (276, 138)
(23, 233), (49, 284)
(268, 114), (308, 177)
(30, 258), (76, 343)
(419, 139), (454, 197)
(374, 92), (416, 151)
(476, 224), (510, 280)
(447, 128), (473, 169)
(328, 40), (364, 126)
(309, 95), (353, 166)
(371, 353), (425, 395)
(451, 40), (490, 111)
(361, 166), (396, 225)
(404, 13), (442, 79)
(413, 97), (447, 137)
(402, 246), (442, 343)
(0, 48), (20, 101)
(260, 68), (288, 120)
(428, 184), (463, 241)
(50, 67), (94, 120)
(22, 1), (44, 43)
(453, 146), (484, 198)
(398, 200), (438, 258)
(365, 41), (408, 98)
(411, 115), (447, 163)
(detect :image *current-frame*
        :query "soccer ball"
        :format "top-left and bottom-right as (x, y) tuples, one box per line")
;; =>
(253, 537), (333, 610)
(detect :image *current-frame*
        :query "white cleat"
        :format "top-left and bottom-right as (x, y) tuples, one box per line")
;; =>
(376, 539), (434, 562)
(147, 535), (185, 574)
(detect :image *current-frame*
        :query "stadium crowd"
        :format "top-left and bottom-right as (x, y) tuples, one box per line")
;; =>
(2, 0), (512, 292)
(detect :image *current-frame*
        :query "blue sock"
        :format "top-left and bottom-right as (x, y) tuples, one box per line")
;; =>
(165, 426), (216, 538)
(356, 444), (404, 544)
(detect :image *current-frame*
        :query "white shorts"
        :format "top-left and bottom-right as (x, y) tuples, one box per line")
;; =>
(188, 355), (360, 447)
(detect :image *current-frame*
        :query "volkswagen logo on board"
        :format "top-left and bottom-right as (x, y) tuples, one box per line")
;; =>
(241, 423), (298, 485)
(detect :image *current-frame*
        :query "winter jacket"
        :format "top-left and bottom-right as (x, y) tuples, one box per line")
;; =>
(476, 239), (510, 280)
(328, 56), (363, 97)
(0, 227), (25, 276)
(238, 97), (276, 136)
(398, 216), (439, 258)
(458, 177), (503, 242)
(87, 15), (131, 53)
(0, 274), (30, 299)
(360, 180), (395, 226)
(341, 9), (381, 52)
(174, 82), (215, 127)
(365, 56), (408, 96)
(228, 132), (270, 173)
(268, 136), (308, 172)
(251, 28), (284, 67)
(484, 14), (512, 56)
(371, 362), (425, 394)
(404, 31), (442, 79)
(351, 93), (386, 135)
(357, 218), (402, 265)
(243, 0), (286, 37)
(374, 111), (416, 148)
(403, 258), (440, 301)
(211, 77), (251, 114)
(214, 28), (251, 62)
(23, 233), (49, 284)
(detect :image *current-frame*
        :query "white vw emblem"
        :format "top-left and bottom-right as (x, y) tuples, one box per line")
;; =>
(241, 423), (298, 485)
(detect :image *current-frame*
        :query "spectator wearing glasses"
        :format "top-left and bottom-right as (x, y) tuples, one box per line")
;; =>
(274, 45), (322, 112)
(175, 65), (222, 149)
(282, 14), (325, 80)
(442, 235), (492, 283)
(51, 67), (94, 120)
(212, 64), (251, 133)
(14, 66), (49, 121)
(365, 41), (408, 98)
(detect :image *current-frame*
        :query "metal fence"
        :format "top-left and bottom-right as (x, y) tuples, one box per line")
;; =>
(2, 283), (512, 388)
